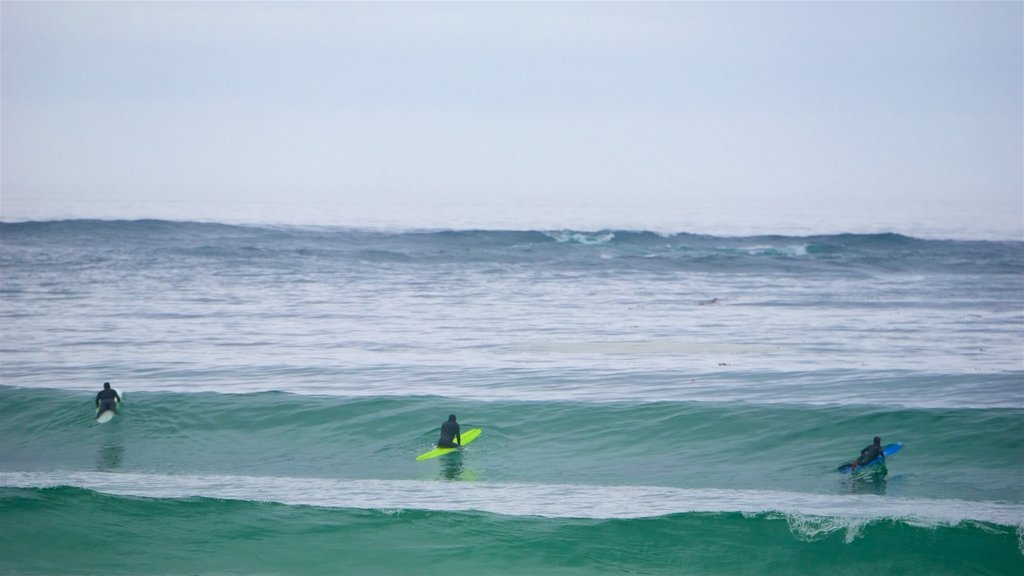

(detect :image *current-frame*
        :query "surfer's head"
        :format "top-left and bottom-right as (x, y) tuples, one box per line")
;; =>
(873, 436), (881, 445)
(448, 414), (457, 422)
(103, 382), (111, 390)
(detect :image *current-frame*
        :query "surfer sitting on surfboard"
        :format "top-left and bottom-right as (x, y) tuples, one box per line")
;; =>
(95, 382), (121, 418)
(437, 414), (462, 448)
(848, 436), (884, 471)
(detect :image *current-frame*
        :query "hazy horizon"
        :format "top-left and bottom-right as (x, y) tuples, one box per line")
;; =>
(2, 1), (1021, 239)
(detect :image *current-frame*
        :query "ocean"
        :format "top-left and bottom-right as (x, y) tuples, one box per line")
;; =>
(0, 219), (1021, 575)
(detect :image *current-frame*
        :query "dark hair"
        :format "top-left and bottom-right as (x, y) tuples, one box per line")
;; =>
(103, 382), (111, 389)
(873, 436), (881, 444)
(448, 414), (457, 421)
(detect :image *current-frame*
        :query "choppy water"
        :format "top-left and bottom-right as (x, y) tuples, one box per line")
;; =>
(1, 220), (1022, 574)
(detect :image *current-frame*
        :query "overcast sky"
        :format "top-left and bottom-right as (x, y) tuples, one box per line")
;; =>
(2, 1), (1021, 236)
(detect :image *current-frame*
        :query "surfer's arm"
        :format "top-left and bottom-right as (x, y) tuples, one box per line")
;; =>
(457, 431), (462, 446)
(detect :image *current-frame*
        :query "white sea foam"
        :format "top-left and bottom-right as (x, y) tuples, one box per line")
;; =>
(3, 471), (1021, 528)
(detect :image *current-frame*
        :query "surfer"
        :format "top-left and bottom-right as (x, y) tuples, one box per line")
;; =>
(95, 382), (121, 418)
(436, 414), (462, 448)
(849, 436), (883, 470)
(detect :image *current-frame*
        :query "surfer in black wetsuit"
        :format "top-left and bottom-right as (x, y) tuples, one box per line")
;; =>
(437, 414), (462, 448)
(95, 382), (121, 417)
(850, 436), (883, 470)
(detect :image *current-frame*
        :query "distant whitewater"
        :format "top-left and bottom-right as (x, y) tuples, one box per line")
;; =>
(5, 197), (1022, 241)
(1, 220), (1022, 575)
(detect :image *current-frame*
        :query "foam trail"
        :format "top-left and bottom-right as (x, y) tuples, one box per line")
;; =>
(3, 471), (1020, 527)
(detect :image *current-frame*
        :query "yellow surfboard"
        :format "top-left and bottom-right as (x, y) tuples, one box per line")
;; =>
(416, 428), (482, 461)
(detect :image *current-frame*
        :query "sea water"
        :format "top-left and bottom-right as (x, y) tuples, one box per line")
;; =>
(1, 220), (1022, 575)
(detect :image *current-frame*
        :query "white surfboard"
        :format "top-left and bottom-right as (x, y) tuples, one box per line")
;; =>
(95, 389), (123, 423)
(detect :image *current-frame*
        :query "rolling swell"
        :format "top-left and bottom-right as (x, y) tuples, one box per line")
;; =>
(2, 220), (1020, 275)
(2, 387), (1021, 503)
(1, 485), (1020, 576)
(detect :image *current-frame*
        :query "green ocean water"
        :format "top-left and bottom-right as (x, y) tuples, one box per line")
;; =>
(3, 387), (1023, 500)
(2, 222), (1023, 574)
(2, 387), (1022, 575)
(1, 487), (1021, 576)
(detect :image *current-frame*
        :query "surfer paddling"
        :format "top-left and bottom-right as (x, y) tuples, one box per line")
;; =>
(847, 436), (883, 471)
(95, 382), (121, 419)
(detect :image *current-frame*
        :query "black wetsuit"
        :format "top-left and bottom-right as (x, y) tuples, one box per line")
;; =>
(95, 388), (121, 414)
(437, 420), (461, 448)
(856, 443), (883, 466)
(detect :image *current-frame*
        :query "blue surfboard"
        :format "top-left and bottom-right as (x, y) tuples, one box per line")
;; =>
(837, 442), (902, 473)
